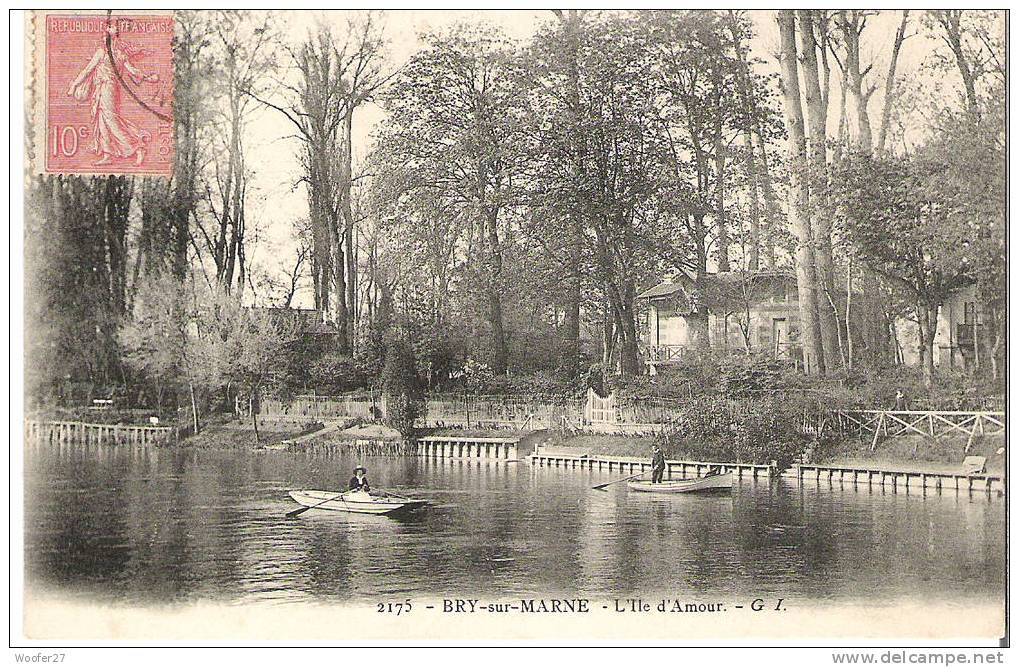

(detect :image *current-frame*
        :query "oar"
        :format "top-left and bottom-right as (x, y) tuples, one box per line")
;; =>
(286, 490), (348, 518)
(592, 472), (645, 491)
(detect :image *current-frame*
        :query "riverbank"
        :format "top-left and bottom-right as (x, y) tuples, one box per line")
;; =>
(182, 417), (411, 449)
(164, 415), (1009, 477)
(814, 433), (1005, 475)
(182, 417), (320, 448)
(533, 431), (1005, 475)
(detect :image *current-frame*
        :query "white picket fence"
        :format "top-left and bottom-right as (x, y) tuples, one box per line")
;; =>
(256, 388), (611, 429)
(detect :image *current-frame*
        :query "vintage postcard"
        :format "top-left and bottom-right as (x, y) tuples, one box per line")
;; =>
(15, 7), (1008, 650)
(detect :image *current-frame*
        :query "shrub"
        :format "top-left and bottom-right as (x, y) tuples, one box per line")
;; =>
(484, 369), (584, 398)
(354, 318), (387, 389)
(656, 395), (814, 470)
(382, 337), (422, 436)
(308, 352), (366, 394)
(715, 354), (792, 396)
(411, 323), (465, 390)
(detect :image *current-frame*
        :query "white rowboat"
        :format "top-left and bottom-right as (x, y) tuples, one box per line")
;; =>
(627, 472), (733, 494)
(288, 489), (427, 515)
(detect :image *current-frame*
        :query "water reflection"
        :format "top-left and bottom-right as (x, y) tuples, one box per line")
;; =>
(24, 441), (1005, 606)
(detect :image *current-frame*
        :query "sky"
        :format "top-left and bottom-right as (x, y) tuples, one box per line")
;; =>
(235, 10), (978, 309)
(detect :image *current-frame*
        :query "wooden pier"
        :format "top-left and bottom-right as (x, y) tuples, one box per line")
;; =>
(529, 445), (774, 479)
(789, 463), (1003, 495)
(24, 419), (174, 446)
(416, 436), (521, 460)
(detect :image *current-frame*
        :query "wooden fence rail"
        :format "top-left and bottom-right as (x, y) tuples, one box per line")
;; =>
(834, 410), (1005, 451)
(254, 394), (1005, 444)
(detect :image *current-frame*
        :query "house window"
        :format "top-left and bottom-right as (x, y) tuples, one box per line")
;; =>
(963, 302), (978, 325)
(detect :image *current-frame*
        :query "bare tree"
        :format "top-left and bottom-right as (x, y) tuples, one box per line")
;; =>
(876, 11), (911, 156)
(197, 11), (277, 296)
(830, 10), (915, 367)
(249, 14), (387, 353)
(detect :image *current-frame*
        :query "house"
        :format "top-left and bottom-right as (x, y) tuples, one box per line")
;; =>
(896, 284), (993, 371)
(636, 270), (801, 365)
(250, 307), (339, 353)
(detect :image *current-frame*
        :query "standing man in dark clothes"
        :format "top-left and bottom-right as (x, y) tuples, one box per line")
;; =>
(348, 465), (371, 493)
(651, 445), (666, 483)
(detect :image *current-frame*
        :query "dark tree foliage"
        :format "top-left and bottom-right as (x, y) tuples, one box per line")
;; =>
(381, 335), (423, 435)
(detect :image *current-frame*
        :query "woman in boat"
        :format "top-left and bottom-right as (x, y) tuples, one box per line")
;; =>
(651, 445), (666, 484)
(348, 465), (371, 493)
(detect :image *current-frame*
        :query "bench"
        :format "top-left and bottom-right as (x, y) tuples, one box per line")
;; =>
(537, 446), (591, 458)
(962, 456), (987, 475)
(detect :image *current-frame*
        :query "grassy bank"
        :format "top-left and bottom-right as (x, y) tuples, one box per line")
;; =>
(182, 416), (320, 448)
(542, 433), (657, 457)
(814, 433), (1005, 475)
(538, 431), (1005, 475)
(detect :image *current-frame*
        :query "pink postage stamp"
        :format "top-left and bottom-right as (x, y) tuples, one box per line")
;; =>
(36, 13), (174, 176)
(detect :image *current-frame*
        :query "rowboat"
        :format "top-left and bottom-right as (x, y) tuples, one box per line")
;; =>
(627, 472), (733, 494)
(288, 489), (427, 515)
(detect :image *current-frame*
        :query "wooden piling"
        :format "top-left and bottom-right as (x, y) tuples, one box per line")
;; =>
(25, 420), (172, 447)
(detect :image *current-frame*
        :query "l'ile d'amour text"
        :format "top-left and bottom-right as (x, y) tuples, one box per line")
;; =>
(434, 598), (785, 614)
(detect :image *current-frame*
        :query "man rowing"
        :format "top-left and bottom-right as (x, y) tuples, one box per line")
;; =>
(348, 465), (371, 493)
(651, 445), (666, 484)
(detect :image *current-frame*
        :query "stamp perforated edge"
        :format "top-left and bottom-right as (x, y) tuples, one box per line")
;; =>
(27, 9), (174, 178)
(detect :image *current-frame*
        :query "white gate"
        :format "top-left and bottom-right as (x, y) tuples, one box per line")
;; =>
(584, 388), (617, 424)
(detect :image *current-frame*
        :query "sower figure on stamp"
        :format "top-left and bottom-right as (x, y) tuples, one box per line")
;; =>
(651, 445), (666, 484)
(66, 20), (159, 166)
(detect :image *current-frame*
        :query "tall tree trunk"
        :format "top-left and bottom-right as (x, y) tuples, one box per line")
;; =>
(100, 175), (132, 316)
(250, 388), (260, 444)
(840, 10), (889, 365)
(485, 207), (508, 375)
(726, 13), (770, 271)
(342, 110), (357, 349)
(607, 281), (639, 376)
(778, 10), (825, 375)
(742, 131), (761, 271)
(876, 11), (910, 156)
(916, 303), (938, 389)
(601, 291), (615, 372)
(798, 10), (840, 371)
(843, 11), (874, 154)
(558, 9), (584, 365)
(713, 144), (729, 272)
(685, 212), (710, 349)
(845, 257), (854, 369)
(332, 222), (349, 353)
(189, 380), (200, 435)
(935, 11), (980, 118)
(311, 189), (331, 313)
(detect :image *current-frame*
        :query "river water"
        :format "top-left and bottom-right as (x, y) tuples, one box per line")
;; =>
(24, 441), (1005, 608)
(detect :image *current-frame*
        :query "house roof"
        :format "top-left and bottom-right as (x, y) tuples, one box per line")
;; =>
(246, 307), (339, 336)
(638, 270), (798, 311)
(636, 282), (687, 300)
